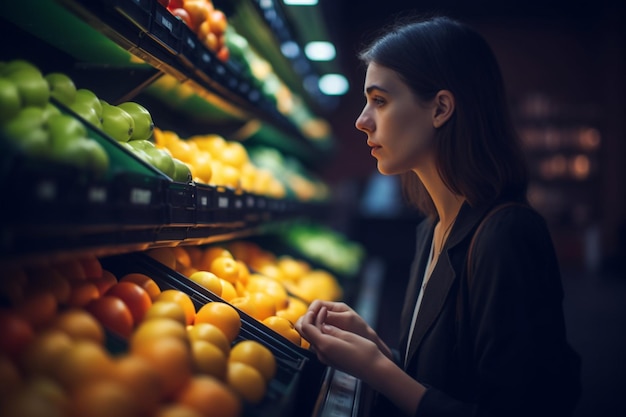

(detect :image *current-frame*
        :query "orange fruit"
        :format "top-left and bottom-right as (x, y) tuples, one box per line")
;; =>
(130, 317), (187, 350)
(277, 256), (309, 281)
(52, 340), (114, 390)
(144, 300), (187, 325)
(235, 261), (250, 285)
(228, 340), (276, 382)
(0, 309), (34, 358)
(119, 273), (161, 301)
(89, 270), (118, 295)
(246, 275), (288, 311)
(18, 329), (72, 377)
(225, 361), (267, 404)
(14, 291), (58, 329)
(175, 375), (242, 417)
(219, 279), (237, 302)
(52, 258), (87, 280)
(155, 404), (204, 417)
(25, 267), (71, 305)
(262, 315), (301, 345)
(106, 281), (153, 324)
(187, 322), (231, 356)
(2, 381), (66, 417)
(209, 256), (239, 284)
(198, 246), (232, 271)
(248, 292), (276, 321)
(69, 379), (139, 417)
(85, 296), (134, 339)
(228, 296), (256, 319)
(194, 302), (241, 343)
(190, 340), (227, 379)
(66, 280), (100, 308)
(146, 247), (178, 270)
(173, 246), (192, 270)
(111, 354), (162, 415)
(132, 336), (192, 400)
(189, 271), (222, 296)
(155, 289), (196, 325)
(276, 296), (309, 325)
(51, 309), (105, 344)
(78, 255), (103, 279)
(185, 246), (203, 267)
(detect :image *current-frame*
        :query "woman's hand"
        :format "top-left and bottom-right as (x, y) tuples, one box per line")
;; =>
(298, 300), (393, 360)
(296, 300), (426, 415)
(295, 305), (388, 382)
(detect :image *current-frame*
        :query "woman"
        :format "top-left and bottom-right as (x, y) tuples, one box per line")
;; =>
(295, 15), (581, 416)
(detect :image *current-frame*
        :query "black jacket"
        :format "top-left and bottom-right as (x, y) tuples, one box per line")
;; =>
(374, 200), (581, 417)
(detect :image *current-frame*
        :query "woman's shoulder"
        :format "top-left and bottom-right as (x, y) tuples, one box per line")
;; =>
(476, 201), (552, 247)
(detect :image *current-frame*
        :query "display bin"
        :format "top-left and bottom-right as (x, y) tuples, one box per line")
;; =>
(164, 180), (196, 225)
(110, 0), (153, 32)
(100, 251), (327, 417)
(149, 2), (184, 55)
(110, 172), (167, 224)
(195, 183), (217, 224)
(179, 21), (202, 69)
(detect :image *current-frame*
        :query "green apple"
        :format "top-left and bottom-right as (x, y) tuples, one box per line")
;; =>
(1, 106), (46, 138)
(117, 101), (154, 141)
(6, 70), (50, 108)
(172, 157), (192, 183)
(145, 146), (175, 177)
(69, 100), (101, 128)
(0, 59), (42, 78)
(127, 139), (155, 151)
(131, 148), (154, 165)
(75, 89), (103, 119)
(42, 102), (62, 122)
(101, 102), (134, 142)
(49, 136), (108, 174)
(47, 114), (87, 147)
(0, 77), (22, 123)
(44, 72), (76, 106)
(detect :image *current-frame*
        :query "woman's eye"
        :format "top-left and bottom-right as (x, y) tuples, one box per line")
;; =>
(372, 96), (385, 106)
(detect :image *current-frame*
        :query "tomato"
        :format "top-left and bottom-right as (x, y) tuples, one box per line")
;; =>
(86, 296), (134, 339)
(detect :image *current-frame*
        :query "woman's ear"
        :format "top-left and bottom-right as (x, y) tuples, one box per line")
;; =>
(432, 90), (455, 128)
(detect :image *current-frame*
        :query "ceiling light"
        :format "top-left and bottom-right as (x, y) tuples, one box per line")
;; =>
(319, 74), (349, 96)
(304, 41), (336, 61)
(283, 0), (319, 5)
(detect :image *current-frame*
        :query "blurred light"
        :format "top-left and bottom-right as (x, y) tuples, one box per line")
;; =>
(281, 41), (300, 59)
(304, 41), (336, 61)
(283, 0), (318, 5)
(318, 74), (349, 96)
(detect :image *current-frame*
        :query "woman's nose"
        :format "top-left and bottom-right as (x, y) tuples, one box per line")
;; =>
(355, 108), (372, 133)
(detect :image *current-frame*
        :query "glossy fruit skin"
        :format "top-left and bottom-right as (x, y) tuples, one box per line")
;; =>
(118, 101), (154, 141)
(0, 77), (22, 123)
(106, 281), (153, 324)
(194, 302), (241, 343)
(228, 339), (276, 382)
(85, 295), (134, 339)
(100, 102), (134, 142)
(44, 72), (76, 106)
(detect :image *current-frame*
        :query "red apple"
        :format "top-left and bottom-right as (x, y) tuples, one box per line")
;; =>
(168, 0), (184, 10)
(170, 8), (192, 28)
(157, 0), (170, 7)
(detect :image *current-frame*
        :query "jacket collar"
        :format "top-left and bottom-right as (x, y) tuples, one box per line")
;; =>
(401, 200), (494, 368)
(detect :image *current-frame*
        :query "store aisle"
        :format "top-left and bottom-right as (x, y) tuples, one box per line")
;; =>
(561, 267), (626, 417)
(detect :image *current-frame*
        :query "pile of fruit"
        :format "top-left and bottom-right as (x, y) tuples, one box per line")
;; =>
(0, 60), (109, 176)
(153, 128), (287, 197)
(0, 254), (285, 417)
(163, 0), (230, 62)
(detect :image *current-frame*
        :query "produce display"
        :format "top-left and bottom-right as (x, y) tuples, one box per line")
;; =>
(0, 60), (110, 177)
(0, 246), (312, 416)
(163, 0), (231, 62)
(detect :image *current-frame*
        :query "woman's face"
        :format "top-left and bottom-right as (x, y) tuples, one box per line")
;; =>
(355, 62), (437, 176)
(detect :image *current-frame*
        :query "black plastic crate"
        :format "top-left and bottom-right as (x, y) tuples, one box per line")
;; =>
(148, 2), (183, 54)
(195, 183), (216, 224)
(110, 172), (167, 224)
(113, 0), (152, 31)
(164, 180), (196, 225)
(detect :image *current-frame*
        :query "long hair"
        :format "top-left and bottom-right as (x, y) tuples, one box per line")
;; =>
(358, 15), (528, 218)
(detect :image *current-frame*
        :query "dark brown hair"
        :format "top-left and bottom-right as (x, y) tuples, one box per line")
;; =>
(358, 15), (528, 218)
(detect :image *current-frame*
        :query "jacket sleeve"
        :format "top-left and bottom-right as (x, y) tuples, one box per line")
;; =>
(416, 205), (580, 417)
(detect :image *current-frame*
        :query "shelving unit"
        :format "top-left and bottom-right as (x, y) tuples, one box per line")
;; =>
(0, 1), (362, 415)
